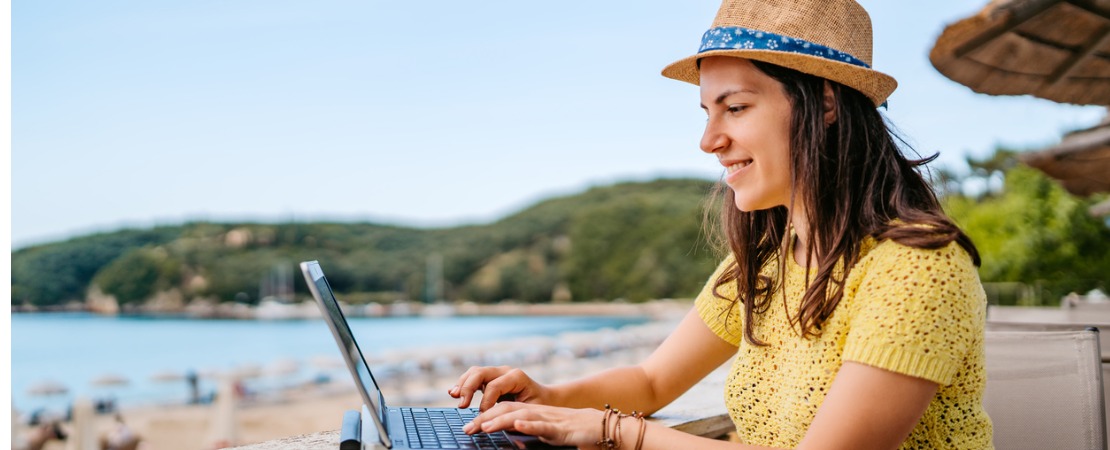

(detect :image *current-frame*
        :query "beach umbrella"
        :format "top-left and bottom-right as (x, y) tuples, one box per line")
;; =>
(929, 0), (1110, 202)
(26, 380), (68, 396)
(930, 0), (1110, 106)
(149, 370), (186, 383)
(90, 374), (130, 387)
(1020, 114), (1110, 199)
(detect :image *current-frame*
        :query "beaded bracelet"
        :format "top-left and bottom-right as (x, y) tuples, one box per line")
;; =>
(633, 410), (647, 450)
(597, 404), (617, 449)
(596, 405), (647, 450)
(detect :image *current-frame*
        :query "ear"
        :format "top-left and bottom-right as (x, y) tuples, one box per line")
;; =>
(822, 81), (837, 127)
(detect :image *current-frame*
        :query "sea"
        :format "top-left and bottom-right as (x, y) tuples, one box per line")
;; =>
(11, 312), (648, 415)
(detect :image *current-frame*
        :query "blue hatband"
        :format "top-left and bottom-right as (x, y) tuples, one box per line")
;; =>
(699, 26), (871, 69)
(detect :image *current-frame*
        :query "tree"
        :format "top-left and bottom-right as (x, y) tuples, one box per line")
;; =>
(11, 228), (179, 307)
(92, 247), (182, 305)
(965, 148), (1019, 198)
(944, 155), (1110, 305)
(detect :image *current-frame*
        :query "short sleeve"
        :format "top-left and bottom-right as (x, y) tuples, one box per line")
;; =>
(842, 241), (986, 385)
(694, 256), (743, 347)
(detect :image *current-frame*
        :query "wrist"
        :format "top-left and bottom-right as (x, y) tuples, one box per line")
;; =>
(595, 405), (648, 450)
(539, 383), (565, 406)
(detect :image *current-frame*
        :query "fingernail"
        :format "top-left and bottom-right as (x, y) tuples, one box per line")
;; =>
(462, 422), (473, 433)
(450, 385), (459, 394)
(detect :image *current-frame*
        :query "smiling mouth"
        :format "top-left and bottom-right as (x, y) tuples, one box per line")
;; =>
(727, 160), (753, 173)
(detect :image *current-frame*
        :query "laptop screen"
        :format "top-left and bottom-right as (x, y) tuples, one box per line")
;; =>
(301, 261), (390, 435)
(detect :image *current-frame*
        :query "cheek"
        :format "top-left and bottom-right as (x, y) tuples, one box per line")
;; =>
(769, 124), (793, 184)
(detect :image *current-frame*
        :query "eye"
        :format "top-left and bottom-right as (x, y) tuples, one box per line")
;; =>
(727, 105), (748, 114)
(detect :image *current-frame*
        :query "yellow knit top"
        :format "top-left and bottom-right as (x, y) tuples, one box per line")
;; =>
(695, 236), (993, 449)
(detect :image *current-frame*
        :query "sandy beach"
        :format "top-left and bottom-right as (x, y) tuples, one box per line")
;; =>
(15, 385), (366, 450)
(14, 303), (687, 450)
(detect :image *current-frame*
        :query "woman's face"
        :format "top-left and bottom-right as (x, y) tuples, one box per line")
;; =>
(699, 56), (795, 212)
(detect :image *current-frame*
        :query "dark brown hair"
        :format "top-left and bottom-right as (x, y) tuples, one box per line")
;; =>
(709, 60), (980, 346)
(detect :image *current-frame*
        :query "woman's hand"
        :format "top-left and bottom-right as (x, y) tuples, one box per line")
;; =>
(449, 366), (553, 411)
(463, 402), (605, 449)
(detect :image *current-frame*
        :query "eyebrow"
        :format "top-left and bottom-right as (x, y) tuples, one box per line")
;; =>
(700, 88), (758, 109)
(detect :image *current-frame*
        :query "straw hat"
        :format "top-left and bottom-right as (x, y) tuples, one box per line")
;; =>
(662, 0), (897, 107)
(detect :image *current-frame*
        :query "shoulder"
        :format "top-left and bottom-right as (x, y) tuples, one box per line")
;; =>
(696, 254), (738, 305)
(842, 237), (986, 385)
(694, 255), (743, 346)
(848, 237), (985, 317)
(858, 236), (977, 275)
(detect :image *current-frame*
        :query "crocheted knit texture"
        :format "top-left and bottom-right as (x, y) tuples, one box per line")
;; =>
(695, 237), (993, 449)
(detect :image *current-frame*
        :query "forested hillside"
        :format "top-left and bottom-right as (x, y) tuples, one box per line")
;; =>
(14, 167), (1108, 311)
(12, 179), (722, 308)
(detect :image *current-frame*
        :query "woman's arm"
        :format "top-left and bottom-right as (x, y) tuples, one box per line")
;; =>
(547, 307), (738, 414)
(795, 361), (938, 450)
(453, 307), (737, 414)
(468, 361), (938, 450)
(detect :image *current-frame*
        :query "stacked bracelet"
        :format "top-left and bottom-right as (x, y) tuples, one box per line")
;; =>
(596, 404), (647, 450)
(634, 410), (647, 450)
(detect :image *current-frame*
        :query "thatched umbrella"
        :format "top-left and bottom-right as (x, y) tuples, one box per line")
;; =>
(1020, 114), (1110, 198)
(930, 0), (1110, 106)
(930, 0), (1110, 208)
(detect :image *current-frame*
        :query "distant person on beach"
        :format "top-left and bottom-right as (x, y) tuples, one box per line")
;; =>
(187, 369), (200, 404)
(450, 0), (992, 448)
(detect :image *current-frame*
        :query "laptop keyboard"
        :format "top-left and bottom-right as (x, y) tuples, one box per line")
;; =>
(401, 407), (515, 449)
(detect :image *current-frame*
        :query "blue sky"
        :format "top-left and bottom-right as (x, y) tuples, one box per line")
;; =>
(12, 0), (1105, 248)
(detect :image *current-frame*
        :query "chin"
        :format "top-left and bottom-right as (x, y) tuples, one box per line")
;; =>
(733, 198), (760, 213)
(732, 196), (778, 213)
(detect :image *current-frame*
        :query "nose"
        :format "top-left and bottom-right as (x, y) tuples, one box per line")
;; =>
(700, 117), (728, 154)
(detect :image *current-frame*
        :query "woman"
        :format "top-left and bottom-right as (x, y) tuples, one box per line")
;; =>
(450, 0), (993, 448)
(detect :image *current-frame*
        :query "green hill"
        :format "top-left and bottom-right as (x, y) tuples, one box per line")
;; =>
(12, 178), (723, 309)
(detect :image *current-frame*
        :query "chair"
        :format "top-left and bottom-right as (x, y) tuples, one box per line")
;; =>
(986, 313), (1110, 447)
(986, 305), (1110, 332)
(987, 321), (1110, 362)
(984, 329), (1107, 450)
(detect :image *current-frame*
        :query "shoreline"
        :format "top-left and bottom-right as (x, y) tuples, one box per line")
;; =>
(11, 299), (691, 321)
(13, 313), (685, 450)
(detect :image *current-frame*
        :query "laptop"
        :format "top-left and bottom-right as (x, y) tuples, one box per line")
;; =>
(301, 260), (574, 450)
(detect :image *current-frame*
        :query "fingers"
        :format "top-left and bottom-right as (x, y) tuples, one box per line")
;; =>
(465, 403), (599, 448)
(464, 402), (529, 435)
(454, 366), (485, 408)
(452, 366), (510, 408)
(479, 368), (527, 412)
(449, 366), (481, 399)
(513, 420), (559, 444)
